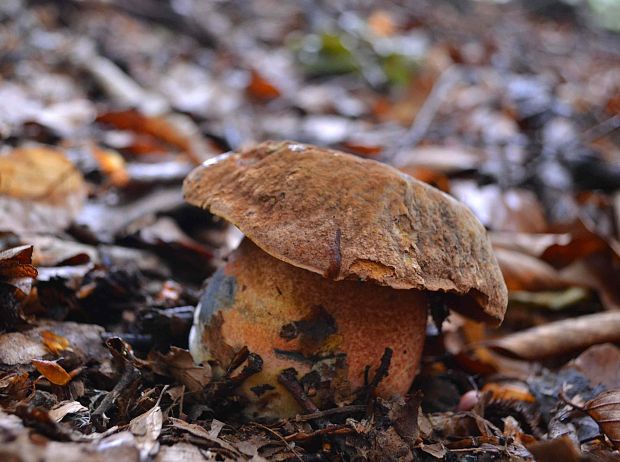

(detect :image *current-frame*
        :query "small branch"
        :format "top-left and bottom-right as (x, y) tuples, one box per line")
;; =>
(277, 368), (319, 414)
(92, 363), (141, 430)
(362, 348), (393, 403)
(383, 65), (463, 162)
(295, 404), (367, 422)
(284, 425), (354, 442)
(251, 423), (304, 462)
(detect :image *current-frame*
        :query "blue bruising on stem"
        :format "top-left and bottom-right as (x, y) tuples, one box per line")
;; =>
(198, 268), (237, 325)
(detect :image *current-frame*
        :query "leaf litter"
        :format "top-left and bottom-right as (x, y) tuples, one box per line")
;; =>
(1, 0), (620, 460)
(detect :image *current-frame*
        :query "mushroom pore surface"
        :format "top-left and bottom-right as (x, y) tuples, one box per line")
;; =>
(190, 239), (428, 419)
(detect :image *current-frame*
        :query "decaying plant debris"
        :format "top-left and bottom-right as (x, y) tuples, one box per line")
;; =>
(2, 0), (620, 461)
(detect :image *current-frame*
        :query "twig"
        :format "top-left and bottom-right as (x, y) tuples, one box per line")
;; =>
(295, 404), (367, 422)
(582, 115), (620, 142)
(252, 422), (304, 462)
(383, 65), (463, 162)
(92, 363), (141, 430)
(40, 0), (218, 48)
(284, 425), (354, 442)
(277, 368), (320, 414)
(362, 348), (393, 403)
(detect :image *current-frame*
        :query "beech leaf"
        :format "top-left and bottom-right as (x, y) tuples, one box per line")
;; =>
(32, 359), (72, 386)
(585, 389), (620, 449)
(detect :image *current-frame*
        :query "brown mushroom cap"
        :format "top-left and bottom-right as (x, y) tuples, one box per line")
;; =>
(184, 141), (507, 325)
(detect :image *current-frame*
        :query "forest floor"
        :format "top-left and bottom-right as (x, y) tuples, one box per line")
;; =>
(1, 0), (620, 460)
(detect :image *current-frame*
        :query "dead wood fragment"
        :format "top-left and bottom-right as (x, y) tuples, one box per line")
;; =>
(277, 368), (320, 414)
(283, 424), (354, 442)
(487, 312), (620, 360)
(361, 347), (393, 402)
(294, 404), (367, 422)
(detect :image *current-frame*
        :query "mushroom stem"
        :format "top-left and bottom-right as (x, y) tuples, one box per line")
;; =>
(190, 239), (429, 419)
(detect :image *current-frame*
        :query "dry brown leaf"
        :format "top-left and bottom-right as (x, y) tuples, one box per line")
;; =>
(96, 110), (213, 163)
(490, 232), (572, 258)
(585, 390), (620, 449)
(41, 331), (71, 356)
(494, 247), (573, 292)
(148, 347), (211, 393)
(0, 245), (37, 279)
(526, 435), (581, 462)
(0, 146), (86, 233)
(487, 311), (620, 360)
(560, 252), (620, 310)
(168, 418), (239, 454)
(0, 322), (108, 365)
(571, 344), (620, 390)
(154, 443), (205, 462)
(0, 371), (30, 400)
(32, 359), (72, 386)
(398, 166), (450, 192)
(28, 235), (96, 267)
(129, 405), (162, 460)
(394, 146), (482, 174)
(90, 144), (129, 187)
(246, 69), (281, 100)
(48, 401), (88, 423)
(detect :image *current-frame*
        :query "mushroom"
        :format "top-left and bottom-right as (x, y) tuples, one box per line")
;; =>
(183, 140), (507, 419)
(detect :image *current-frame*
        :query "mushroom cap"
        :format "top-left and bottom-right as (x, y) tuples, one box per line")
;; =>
(184, 141), (508, 325)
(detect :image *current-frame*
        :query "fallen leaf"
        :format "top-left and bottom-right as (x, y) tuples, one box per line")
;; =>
(487, 311), (620, 360)
(490, 232), (572, 258)
(393, 146), (482, 174)
(398, 166), (450, 192)
(494, 247), (573, 292)
(169, 418), (239, 454)
(560, 252), (620, 310)
(0, 323), (107, 365)
(526, 435), (581, 462)
(0, 371), (30, 400)
(390, 393), (422, 445)
(96, 110), (211, 163)
(148, 347), (211, 393)
(154, 442), (205, 462)
(0, 245), (37, 279)
(32, 359), (72, 386)
(246, 69), (281, 100)
(129, 405), (162, 461)
(27, 235), (96, 267)
(90, 144), (129, 187)
(0, 146), (86, 233)
(48, 401), (88, 423)
(417, 442), (447, 458)
(41, 331), (71, 355)
(571, 343), (620, 390)
(585, 390), (620, 449)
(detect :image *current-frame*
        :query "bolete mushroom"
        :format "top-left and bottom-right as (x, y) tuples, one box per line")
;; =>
(184, 140), (507, 419)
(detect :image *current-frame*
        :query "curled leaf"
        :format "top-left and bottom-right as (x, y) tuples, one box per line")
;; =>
(585, 390), (620, 449)
(0, 245), (37, 279)
(32, 359), (72, 386)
